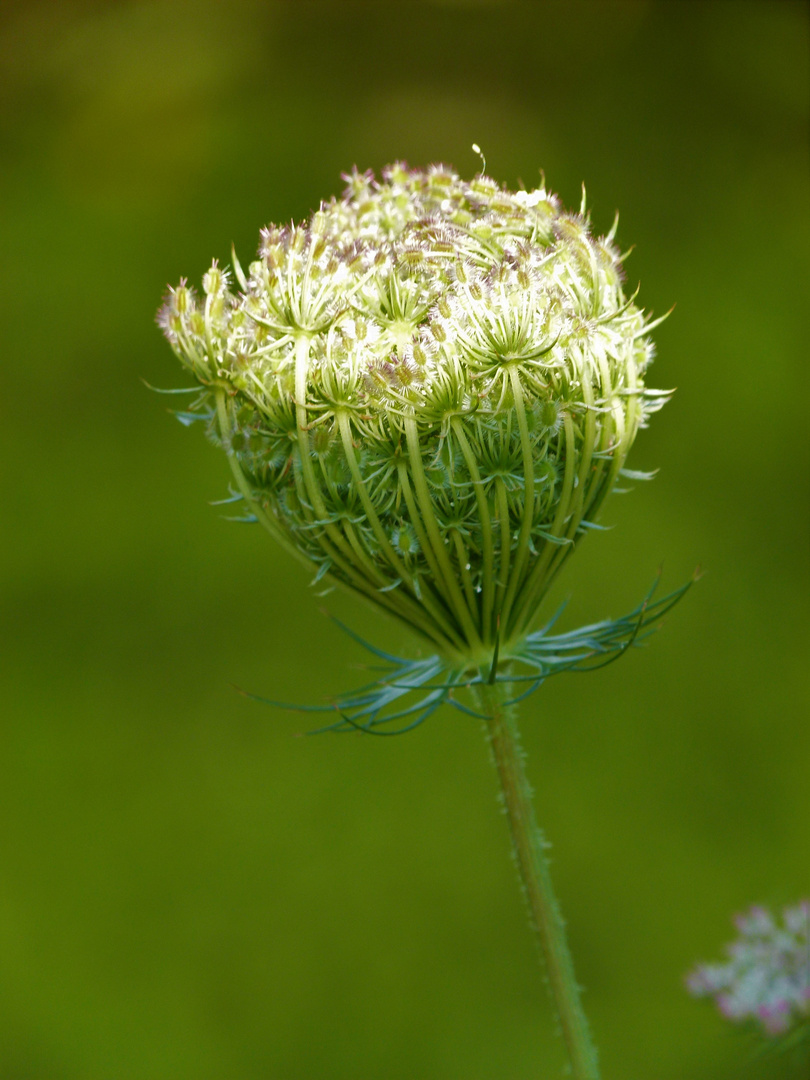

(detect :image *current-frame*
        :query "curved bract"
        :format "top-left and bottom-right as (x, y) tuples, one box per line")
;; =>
(159, 164), (667, 665)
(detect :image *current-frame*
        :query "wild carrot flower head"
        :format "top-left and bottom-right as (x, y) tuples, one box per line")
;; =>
(687, 902), (810, 1038)
(159, 164), (668, 666)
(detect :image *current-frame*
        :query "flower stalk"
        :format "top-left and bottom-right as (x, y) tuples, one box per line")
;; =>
(477, 678), (599, 1080)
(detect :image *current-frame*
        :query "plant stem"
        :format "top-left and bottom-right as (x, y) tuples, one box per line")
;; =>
(476, 680), (600, 1080)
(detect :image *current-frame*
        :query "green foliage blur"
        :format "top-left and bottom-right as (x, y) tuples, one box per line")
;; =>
(1, 1), (807, 1077)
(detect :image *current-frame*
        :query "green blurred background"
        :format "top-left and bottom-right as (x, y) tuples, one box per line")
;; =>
(1, 1), (808, 1077)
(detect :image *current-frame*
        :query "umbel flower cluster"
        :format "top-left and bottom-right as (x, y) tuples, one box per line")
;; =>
(159, 164), (668, 668)
(687, 902), (810, 1038)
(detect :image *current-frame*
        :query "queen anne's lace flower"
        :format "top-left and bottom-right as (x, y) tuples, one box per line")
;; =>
(687, 902), (810, 1037)
(159, 164), (667, 666)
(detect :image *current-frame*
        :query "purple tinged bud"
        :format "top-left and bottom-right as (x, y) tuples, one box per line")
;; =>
(202, 261), (226, 296)
(430, 320), (447, 344)
(174, 280), (190, 313)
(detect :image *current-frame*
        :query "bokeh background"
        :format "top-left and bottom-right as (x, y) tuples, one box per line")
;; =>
(1, 1), (808, 1078)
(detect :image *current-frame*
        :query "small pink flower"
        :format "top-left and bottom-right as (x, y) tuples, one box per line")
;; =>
(687, 901), (810, 1039)
(758, 1000), (791, 1036)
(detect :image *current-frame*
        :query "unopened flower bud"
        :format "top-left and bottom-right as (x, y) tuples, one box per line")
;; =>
(159, 164), (669, 665)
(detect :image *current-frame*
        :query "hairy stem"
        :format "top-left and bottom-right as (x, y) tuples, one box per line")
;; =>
(475, 680), (600, 1080)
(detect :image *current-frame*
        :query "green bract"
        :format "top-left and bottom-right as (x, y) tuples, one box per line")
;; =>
(159, 164), (667, 667)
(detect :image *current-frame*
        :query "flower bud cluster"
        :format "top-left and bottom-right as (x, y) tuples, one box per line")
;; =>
(159, 164), (665, 664)
(687, 902), (810, 1037)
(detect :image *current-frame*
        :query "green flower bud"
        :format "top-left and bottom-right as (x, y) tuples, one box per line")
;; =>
(159, 164), (668, 666)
